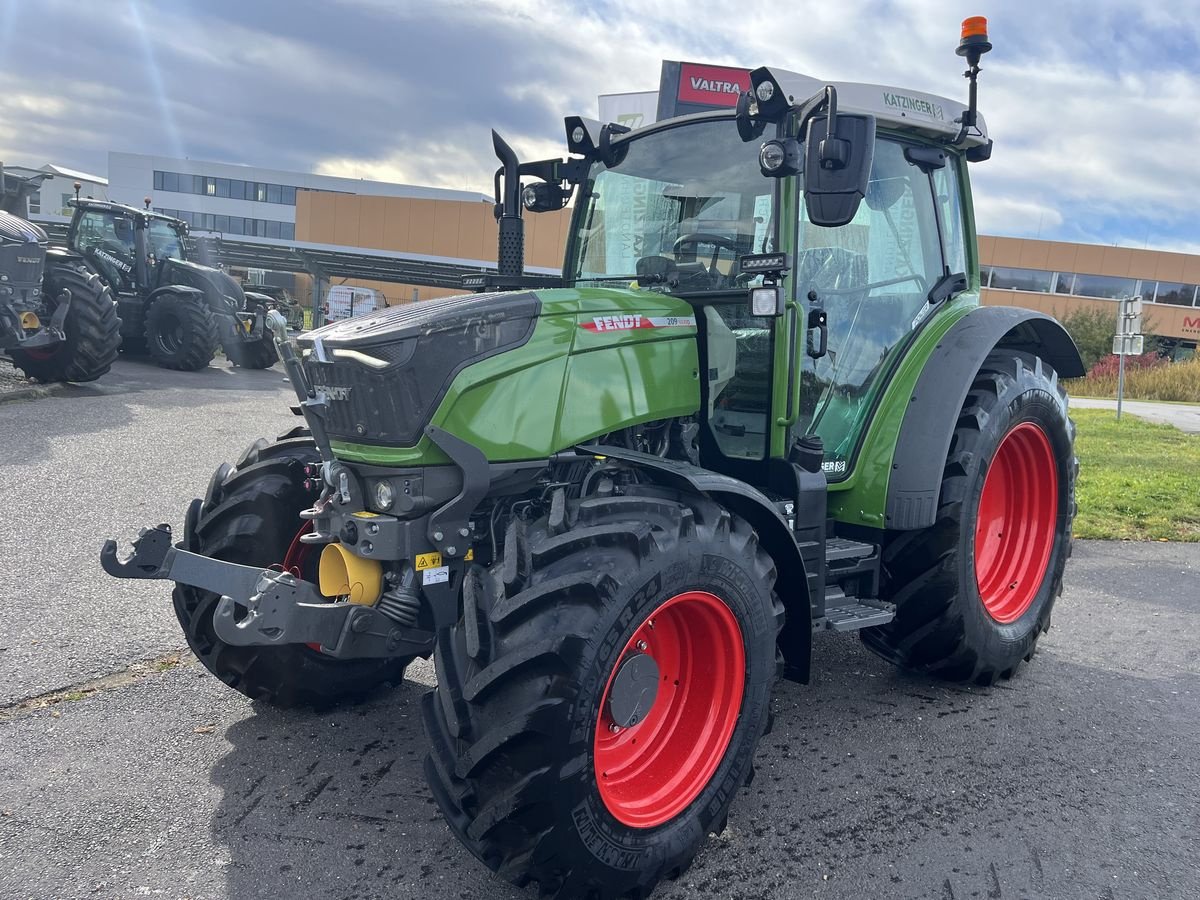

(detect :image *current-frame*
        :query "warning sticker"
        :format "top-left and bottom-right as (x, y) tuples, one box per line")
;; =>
(415, 549), (474, 570)
(580, 314), (696, 333)
(422, 565), (450, 586)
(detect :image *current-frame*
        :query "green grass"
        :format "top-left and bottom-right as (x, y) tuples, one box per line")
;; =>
(1072, 408), (1200, 541)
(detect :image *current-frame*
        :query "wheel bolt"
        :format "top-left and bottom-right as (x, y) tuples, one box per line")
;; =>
(608, 723), (621, 733)
(636, 640), (648, 651)
(648, 619), (655, 629)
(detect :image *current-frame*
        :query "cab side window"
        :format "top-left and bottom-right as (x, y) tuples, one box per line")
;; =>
(932, 157), (967, 277)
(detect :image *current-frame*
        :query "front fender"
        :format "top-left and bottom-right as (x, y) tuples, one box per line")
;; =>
(581, 444), (813, 682)
(885, 306), (1084, 530)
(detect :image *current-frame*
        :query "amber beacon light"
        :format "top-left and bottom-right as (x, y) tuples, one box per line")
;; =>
(957, 16), (992, 62)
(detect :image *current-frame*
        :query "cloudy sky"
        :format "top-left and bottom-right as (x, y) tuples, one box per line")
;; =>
(1, 0), (1198, 251)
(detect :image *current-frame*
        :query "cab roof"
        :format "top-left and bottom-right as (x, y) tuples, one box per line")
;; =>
(766, 67), (988, 147)
(69, 198), (187, 228)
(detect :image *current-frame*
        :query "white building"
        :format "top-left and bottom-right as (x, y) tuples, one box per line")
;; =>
(2, 163), (108, 220)
(106, 152), (488, 242)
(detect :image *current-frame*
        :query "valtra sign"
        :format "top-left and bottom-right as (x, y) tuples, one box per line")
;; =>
(676, 63), (752, 106)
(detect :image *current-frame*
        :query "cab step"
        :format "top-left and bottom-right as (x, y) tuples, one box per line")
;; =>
(825, 537), (876, 563)
(817, 588), (896, 632)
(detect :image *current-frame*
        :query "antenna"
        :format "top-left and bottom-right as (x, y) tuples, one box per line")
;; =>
(73, 181), (81, 201)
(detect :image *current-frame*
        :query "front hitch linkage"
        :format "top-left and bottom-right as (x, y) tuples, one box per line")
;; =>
(100, 525), (428, 659)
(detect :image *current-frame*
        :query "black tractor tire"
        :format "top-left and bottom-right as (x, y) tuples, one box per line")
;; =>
(863, 352), (1077, 685)
(173, 430), (412, 708)
(9, 265), (120, 383)
(144, 292), (217, 371)
(424, 490), (783, 899)
(224, 334), (278, 369)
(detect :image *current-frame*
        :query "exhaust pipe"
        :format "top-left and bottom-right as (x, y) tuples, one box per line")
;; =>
(491, 130), (525, 278)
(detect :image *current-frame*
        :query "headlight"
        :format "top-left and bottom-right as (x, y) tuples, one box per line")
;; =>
(755, 81), (775, 102)
(759, 141), (786, 172)
(373, 480), (394, 511)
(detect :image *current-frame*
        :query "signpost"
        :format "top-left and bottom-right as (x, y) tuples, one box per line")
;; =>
(1113, 295), (1143, 422)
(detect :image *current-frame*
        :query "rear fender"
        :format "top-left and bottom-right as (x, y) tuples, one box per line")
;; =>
(885, 307), (1084, 530)
(582, 444), (812, 681)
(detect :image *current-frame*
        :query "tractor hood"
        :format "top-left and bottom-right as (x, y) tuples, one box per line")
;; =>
(161, 258), (246, 308)
(299, 287), (701, 460)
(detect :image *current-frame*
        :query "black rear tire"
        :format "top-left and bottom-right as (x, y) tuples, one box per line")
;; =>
(144, 293), (217, 371)
(173, 431), (412, 708)
(424, 490), (783, 899)
(224, 334), (278, 369)
(862, 352), (1077, 685)
(9, 264), (120, 383)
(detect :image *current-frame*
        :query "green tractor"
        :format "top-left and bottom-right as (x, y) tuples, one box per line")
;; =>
(0, 167), (120, 383)
(66, 197), (279, 370)
(103, 19), (1080, 899)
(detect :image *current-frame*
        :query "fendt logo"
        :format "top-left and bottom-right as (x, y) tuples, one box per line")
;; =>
(16, 256), (39, 265)
(313, 384), (352, 401)
(677, 63), (751, 107)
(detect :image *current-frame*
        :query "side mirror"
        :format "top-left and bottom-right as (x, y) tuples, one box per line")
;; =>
(803, 113), (876, 227)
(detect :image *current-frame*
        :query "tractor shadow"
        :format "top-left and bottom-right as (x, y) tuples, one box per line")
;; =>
(207, 628), (1200, 900)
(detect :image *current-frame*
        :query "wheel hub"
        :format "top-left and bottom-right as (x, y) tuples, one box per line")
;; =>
(606, 653), (660, 729)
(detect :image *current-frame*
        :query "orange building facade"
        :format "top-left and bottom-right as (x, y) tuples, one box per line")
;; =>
(294, 191), (1200, 353)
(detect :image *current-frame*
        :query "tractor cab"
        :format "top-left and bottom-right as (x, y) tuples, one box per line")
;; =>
(555, 70), (987, 493)
(67, 199), (189, 296)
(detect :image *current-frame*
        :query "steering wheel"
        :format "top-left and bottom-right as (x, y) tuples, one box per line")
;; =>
(672, 232), (740, 268)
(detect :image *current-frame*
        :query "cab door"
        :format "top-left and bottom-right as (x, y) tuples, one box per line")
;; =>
(71, 209), (138, 295)
(788, 137), (967, 477)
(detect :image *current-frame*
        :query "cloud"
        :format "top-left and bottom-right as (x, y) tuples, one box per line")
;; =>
(0, 0), (1197, 253)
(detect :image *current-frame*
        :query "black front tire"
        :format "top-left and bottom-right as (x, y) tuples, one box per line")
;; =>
(424, 490), (783, 899)
(863, 352), (1077, 685)
(9, 265), (121, 383)
(144, 293), (217, 371)
(174, 431), (412, 708)
(224, 334), (278, 369)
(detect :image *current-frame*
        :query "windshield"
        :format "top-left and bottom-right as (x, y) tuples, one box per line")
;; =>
(147, 218), (187, 261)
(569, 118), (775, 295)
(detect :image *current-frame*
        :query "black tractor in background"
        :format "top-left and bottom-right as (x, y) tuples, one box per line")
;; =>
(0, 167), (120, 383)
(66, 198), (279, 371)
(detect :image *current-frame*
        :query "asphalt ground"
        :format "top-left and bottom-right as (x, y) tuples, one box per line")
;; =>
(1069, 398), (1200, 433)
(1, 359), (1198, 900)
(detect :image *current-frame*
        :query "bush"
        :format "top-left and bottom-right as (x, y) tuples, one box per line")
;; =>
(1059, 308), (1118, 371)
(1066, 355), (1200, 403)
(1087, 352), (1166, 378)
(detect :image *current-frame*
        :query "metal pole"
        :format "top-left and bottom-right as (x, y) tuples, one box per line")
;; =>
(1116, 341), (1125, 422)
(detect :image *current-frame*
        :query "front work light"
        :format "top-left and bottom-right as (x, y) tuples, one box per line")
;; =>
(759, 138), (802, 177)
(373, 480), (395, 511)
(750, 286), (784, 317)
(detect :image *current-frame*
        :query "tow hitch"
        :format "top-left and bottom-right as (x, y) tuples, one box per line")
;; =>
(101, 525), (430, 659)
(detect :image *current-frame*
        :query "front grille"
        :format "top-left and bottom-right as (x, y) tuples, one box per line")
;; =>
(0, 241), (44, 295)
(303, 292), (539, 446)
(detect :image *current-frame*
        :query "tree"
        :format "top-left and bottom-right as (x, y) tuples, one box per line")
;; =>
(1057, 306), (1159, 372)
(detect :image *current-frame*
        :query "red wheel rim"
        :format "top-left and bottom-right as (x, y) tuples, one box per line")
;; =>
(974, 422), (1058, 623)
(279, 521), (325, 652)
(594, 590), (745, 829)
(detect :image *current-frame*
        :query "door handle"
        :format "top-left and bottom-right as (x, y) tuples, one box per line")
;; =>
(807, 307), (828, 359)
(776, 299), (801, 427)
